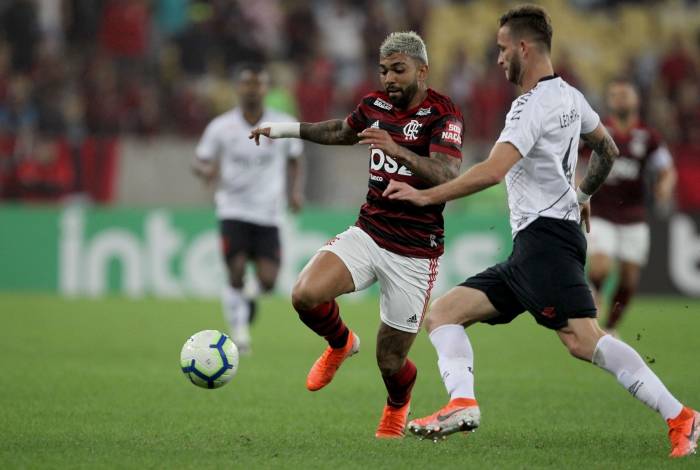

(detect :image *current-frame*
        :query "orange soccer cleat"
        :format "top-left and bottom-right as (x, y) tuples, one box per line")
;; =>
(407, 398), (480, 441)
(306, 331), (360, 391)
(668, 406), (700, 458)
(375, 401), (411, 439)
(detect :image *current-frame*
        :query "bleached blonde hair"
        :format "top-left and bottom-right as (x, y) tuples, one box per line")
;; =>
(379, 31), (428, 65)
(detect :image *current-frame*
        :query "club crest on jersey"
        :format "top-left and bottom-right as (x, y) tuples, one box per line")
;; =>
(403, 120), (422, 141)
(416, 107), (432, 116)
(373, 98), (393, 111)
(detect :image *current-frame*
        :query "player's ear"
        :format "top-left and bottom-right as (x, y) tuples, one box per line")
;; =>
(417, 62), (429, 82)
(519, 39), (528, 56)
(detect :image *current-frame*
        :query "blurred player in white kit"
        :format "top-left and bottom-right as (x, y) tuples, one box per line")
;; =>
(192, 63), (304, 354)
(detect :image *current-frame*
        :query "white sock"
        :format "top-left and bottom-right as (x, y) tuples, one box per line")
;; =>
(221, 285), (250, 336)
(593, 335), (683, 420)
(429, 324), (476, 400)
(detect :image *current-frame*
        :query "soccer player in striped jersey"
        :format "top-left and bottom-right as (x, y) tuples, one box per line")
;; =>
(583, 78), (676, 336)
(385, 5), (698, 458)
(250, 31), (464, 438)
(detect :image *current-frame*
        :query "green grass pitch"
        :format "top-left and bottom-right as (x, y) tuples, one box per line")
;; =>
(2, 293), (699, 469)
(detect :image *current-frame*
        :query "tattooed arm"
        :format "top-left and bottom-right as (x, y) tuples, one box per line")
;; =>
(249, 119), (359, 146)
(357, 128), (460, 185)
(394, 150), (460, 185)
(299, 119), (360, 145)
(576, 123), (619, 232)
(578, 123), (619, 196)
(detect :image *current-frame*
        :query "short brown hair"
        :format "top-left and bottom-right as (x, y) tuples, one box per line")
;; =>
(499, 5), (553, 52)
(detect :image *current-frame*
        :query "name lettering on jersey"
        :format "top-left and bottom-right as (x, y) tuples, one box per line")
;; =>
(441, 122), (462, 145)
(373, 98), (393, 111)
(416, 107), (432, 116)
(559, 107), (580, 128)
(510, 91), (534, 121)
(403, 120), (422, 141)
(370, 148), (413, 176)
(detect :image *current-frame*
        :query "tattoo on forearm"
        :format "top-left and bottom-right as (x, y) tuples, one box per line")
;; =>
(402, 152), (460, 185)
(580, 133), (619, 195)
(300, 120), (358, 145)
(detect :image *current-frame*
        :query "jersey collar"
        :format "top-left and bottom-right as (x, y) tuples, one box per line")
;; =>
(235, 107), (268, 128)
(393, 88), (433, 119)
(537, 74), (559, 83)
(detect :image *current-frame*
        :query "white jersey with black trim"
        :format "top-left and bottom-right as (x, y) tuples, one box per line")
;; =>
(196, 107), (303, 226)
(496, 75), (600, 238)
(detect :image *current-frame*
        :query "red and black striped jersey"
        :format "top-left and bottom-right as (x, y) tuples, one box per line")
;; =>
(581, 118), (672, 224)
(346, 88), (464, 258)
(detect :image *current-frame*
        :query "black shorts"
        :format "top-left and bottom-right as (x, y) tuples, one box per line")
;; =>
(461, 217), (597, 330)
(219, 219), (281, 264)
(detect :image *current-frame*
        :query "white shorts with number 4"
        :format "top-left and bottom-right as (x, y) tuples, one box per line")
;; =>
(587, 216), (650, 265)
(319, 226), (440, 334)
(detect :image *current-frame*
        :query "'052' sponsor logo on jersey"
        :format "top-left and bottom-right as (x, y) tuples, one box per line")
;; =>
(370, 148), (413, 177)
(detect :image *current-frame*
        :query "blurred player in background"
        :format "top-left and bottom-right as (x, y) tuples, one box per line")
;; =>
(192, 63), (304, 354)
(250, 31), (464, 438)
(583, 78), (676, 335)
(385, 5), (698, 457)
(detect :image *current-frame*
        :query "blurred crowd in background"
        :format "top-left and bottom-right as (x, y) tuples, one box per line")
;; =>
(0, 0), (699, 207)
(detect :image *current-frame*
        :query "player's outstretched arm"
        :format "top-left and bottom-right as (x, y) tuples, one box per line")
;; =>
(249, 119), (359, 146)
(383, 142), (521, 206)
(357, 128), (460, 185)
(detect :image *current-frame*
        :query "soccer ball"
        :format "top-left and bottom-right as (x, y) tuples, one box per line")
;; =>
(180, 330), (239, 389)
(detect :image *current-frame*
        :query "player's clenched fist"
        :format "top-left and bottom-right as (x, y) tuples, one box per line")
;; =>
(383, 179), (431, 206)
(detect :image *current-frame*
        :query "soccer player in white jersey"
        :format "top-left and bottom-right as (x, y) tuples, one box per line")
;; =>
(384, 5), (698, 458)
(192, 63), (304, 354)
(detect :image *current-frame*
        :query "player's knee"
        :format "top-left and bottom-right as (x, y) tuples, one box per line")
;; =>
(376, 352), (405, 377)
(587, 271), (606, 291)
(291, 279), (322, 312)
(423, 304), (451, 333)
(228, 279), (244, 290)
(226, 269), (245, 289)
(618, 276), (637, 294)
(423, 314), (441, 333)
(563, 337), (595, 361)
(258, 278), (276, 293)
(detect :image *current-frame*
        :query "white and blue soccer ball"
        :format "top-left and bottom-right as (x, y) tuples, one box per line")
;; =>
(180, 330), (239, 389)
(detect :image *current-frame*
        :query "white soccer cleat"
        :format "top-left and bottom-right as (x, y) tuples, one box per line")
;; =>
(408, 398), (480, 441)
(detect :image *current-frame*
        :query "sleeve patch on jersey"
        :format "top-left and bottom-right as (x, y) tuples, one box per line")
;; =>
(441, 122), (462, 145)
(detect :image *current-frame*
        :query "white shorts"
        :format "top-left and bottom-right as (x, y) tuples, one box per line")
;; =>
(587, 217), (650, 265)
(319, 226), (440, 333)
